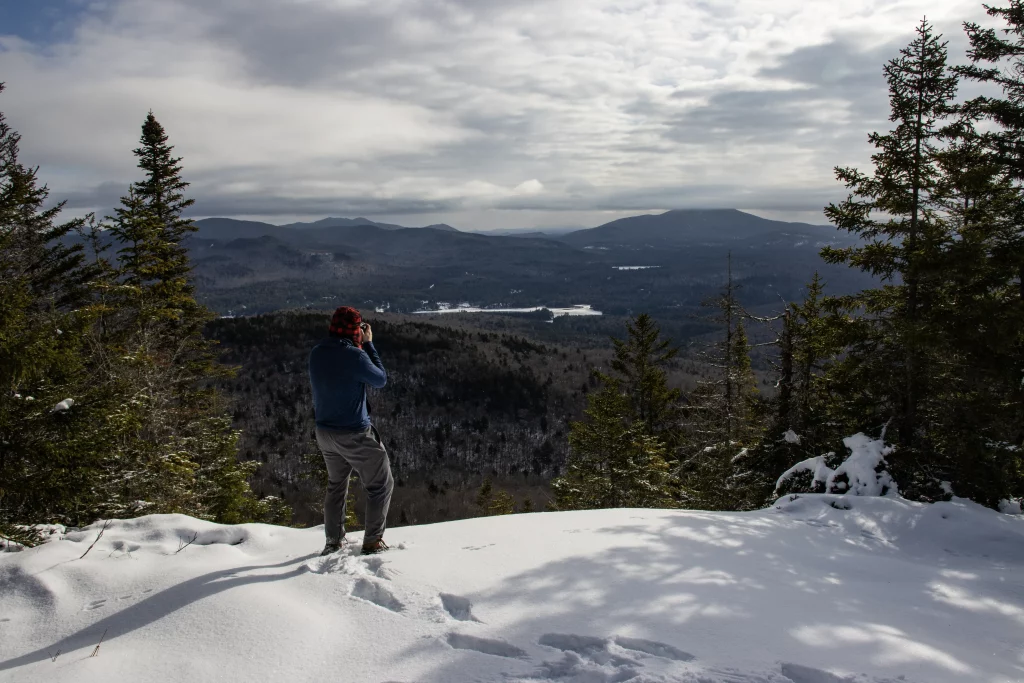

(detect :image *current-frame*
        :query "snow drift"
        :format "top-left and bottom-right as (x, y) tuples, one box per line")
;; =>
(1, 495), (1022, 683)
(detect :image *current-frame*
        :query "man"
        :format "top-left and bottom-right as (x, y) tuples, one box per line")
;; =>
(309, 306), (393, 556)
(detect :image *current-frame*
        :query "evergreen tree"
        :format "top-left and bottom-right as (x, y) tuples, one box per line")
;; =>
(734, 274), (845, 507)
(932, 4), (1024, 502)
(476, 478), (516, 516)
(99, 112), (281, 522)
(0, 83), (113, 533)
(820, 19), (958, 495)
(678, 255), (762, 509)
(610, 313), (681, 445)
(552, 316), (678, 510)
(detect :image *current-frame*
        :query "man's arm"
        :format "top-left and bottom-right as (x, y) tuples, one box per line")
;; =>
(358, 341), (387, 388)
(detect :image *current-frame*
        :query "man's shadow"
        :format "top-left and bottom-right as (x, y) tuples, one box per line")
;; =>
(0, 553), (318, 672)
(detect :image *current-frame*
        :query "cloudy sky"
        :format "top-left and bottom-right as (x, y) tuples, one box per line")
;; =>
(0, 0), (990, 231)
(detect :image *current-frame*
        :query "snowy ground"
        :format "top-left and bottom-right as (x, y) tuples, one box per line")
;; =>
(1, 494), (1022, 683)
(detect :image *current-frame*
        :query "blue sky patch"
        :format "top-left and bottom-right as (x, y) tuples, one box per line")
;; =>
(1, 1), (92, 45)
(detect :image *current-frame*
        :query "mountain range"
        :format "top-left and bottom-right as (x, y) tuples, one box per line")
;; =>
(193, 216), (457, 241)
(192, 209), (839, 247)
(184, 209), (868, 341)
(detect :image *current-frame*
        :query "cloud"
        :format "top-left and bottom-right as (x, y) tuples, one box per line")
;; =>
(0, 0), (989, 229)
(514, 179), (544, 195)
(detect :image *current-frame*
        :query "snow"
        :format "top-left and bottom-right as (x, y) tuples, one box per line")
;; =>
(51, 398), (75, 413)
(999, 499), (1022, 515)
(776, 455), (833, 493)
(2, 499), (1022, 683)
(776, 434), (897, 499)
(783, 429), (801, 445)
(826, 433), (897, 497)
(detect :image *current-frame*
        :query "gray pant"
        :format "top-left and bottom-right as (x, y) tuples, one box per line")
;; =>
(315, 425), (394, 543)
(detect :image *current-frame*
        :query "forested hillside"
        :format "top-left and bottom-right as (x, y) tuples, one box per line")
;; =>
(208, 312), (701, 527)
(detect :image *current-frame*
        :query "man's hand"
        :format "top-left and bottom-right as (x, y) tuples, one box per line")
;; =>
(361, 323), (373, 343)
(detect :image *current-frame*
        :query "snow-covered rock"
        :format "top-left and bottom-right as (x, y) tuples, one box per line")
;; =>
(1, 498), (1021, 683)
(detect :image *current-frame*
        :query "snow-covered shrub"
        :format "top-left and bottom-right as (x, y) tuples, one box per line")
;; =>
(774, 456), (832, 497)
(826, 433), (897, 497)
(0, 522), (64, 551)
(774, 433), (898, 499)
(998, 498), (1022, 515)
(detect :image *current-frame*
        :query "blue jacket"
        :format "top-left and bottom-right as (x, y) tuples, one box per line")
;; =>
(309, 338), (387, 432)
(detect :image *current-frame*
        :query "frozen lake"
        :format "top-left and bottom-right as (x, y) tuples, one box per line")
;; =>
(413, 304), (602, 317)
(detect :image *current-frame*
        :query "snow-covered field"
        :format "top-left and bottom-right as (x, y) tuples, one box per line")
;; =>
(2, 495), (1022, 683)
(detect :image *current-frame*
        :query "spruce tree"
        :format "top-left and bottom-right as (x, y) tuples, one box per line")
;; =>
(678, 255), (762, 509)
(609, 313), (681, 447)
(0, 83), (114, 532)
(476, 478), (516, 516)
(552, 316), (679, 510)
(101, 112), (281, 522)
(734, 274), (845, 507)
(934, 4), (1024, 502)
(821, 19), (958, 495)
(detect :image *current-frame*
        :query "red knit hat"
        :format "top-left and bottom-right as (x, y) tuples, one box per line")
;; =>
(329, 306), (362, 342)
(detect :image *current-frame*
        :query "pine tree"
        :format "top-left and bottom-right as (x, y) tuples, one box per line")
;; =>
(552, 316), (679, 510)
(0, 83), (114, 530)
(99, 112), (280, 522)
(820, 19), (958, 495)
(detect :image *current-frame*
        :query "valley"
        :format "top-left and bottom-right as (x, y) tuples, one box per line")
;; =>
(188, 209), (872, 346)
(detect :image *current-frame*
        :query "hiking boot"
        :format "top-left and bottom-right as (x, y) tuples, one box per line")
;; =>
(361, 537), (389, 555)
(320, 538), (345, 556)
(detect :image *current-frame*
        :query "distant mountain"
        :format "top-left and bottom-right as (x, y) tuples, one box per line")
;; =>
(481, 230), (556, 239)
(479, 227), (581, 237)
(193, 216), (458, 241)
(192, 217), (282, 241)
(185, 208), (870, 327)
(559, 209), (835, 248)
(279, 217), (459, 232)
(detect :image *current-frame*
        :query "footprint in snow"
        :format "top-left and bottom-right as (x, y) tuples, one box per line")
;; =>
(780, 663), (865, 683)
(439, 593), (481, 622)
(307, 553), (395, 580)
(350, 577), (404, 612)
(109, 540), (141, 556)
(83, 598), (107, 611)
(613, 636), (694, 662)
(538, 633), (638, 667)
(361, 556), (396, 580)
(446, 633), (527, 659)
(441, 630), (911, 683)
